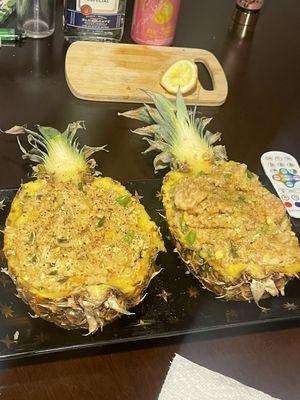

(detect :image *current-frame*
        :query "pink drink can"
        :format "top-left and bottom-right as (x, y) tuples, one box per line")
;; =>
(131, 0), (181, 46)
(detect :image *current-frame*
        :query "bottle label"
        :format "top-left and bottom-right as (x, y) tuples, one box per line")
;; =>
(236, 0), (264, 10)
(131, 0), (181, 46)
(0, 0), (16, 24)
(65, 0), (123, 30)
(77, 0), (119, 14)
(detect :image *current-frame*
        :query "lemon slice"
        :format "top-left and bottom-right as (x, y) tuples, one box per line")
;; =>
(160, 60), (198, 95)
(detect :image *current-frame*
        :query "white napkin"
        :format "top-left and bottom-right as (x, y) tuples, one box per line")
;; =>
(158, 354), (281, 400)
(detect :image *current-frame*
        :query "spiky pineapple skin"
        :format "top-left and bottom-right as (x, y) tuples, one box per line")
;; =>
(4, 176), (164, 333)
(173, 239), (291, 301)
(10, 261), (158, 331)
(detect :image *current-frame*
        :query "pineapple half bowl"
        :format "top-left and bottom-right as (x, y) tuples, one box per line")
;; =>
(2, 122), (164, 334)
(120, 91), (300, 304)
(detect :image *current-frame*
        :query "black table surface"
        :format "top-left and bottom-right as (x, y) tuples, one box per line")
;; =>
(0, 1), (300, 399)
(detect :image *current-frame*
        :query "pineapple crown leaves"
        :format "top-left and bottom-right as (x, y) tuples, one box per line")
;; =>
(119, 90), (227, 174)
(2, 121), (108, 180)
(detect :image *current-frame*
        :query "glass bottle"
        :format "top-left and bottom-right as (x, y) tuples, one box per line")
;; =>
(236, 0), (264, 11)
(64, 0), (127, 43)
(234, 0), (264, 26)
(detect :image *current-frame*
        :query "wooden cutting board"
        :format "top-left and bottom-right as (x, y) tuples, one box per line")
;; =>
(65, 42), (228, 106)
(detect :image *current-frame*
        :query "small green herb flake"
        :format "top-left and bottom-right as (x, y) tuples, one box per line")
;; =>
(36, 195), (43, 200)
(179, 215), (189, 234)
(224, 173), (232, 179)
(58, 276), (69, 283)
(230, 242), (239, 258)
(207, 249), (214, 259)
(246, 169), (254, 179)
(124, 230), (135, 244)
(185, 230), (197, 245)
(238, 194), (247, 203)
(262, 223), (269, 234)
(97, 216), (106, 228)
(48, 270), (58, 276)
(116, 195), (131, 207)
(78, 182), (84, 191)
(197, 171), (207, 177)
(57, 238), (67, 244)
(28, 232), (35, 244)
(31, 255), (37, 263)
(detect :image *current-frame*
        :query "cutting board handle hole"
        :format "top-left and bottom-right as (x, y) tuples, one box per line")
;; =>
(196, 62), (213, 91)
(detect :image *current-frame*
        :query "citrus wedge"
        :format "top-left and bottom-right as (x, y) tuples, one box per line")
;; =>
(160, 60), (198, 95)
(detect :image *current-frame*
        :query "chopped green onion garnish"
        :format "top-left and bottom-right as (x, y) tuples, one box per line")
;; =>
(185, 230), (196, 245)
(197, 171), (207, 177)
(179, 215), (189, 234)
(207, 249), (214, 259)
(49, 270), (58, 276)
(262, 223), (269, 234)
(97, 216), (106, 228)
(36, 195), (43, 200)
(224, 173), (232, 179)
(58, 276), (69, 283)
(116, 195), (131, 207)
(230, 242), (239, 258)
(124, 230), (135, 244)
(246, 170), (254, 179)
(238, 194), (247, 203)
(57, 238), (67, 244)
(28, 232), (35, 244)
(31, 255), (37, 263)
(78, 182), (84, 191)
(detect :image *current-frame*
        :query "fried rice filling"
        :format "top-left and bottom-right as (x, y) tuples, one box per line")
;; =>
(171, 163), (300, 270)
(4, 179), (159, 293)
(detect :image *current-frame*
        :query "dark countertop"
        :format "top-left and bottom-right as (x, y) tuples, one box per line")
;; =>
(0, 1), (300, 399)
